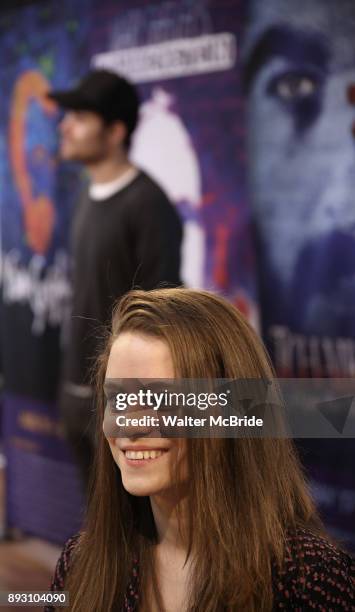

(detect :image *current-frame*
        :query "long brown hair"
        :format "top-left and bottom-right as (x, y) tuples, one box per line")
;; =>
(65, 288), (323, 611)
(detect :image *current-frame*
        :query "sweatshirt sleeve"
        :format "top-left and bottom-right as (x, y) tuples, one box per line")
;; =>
(130, 185), (183, 290)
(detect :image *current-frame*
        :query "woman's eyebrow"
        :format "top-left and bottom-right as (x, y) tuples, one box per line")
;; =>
(138, 379), (175, 389)
(103, 379), (176, 396)
(243, 25), (330, 92)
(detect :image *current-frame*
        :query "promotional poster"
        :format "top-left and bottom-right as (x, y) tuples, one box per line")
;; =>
(0, 0), (92, 542)
(91, 0), (257, 317)
(245, 0), (355, 547)
(0, 0), (257, 543)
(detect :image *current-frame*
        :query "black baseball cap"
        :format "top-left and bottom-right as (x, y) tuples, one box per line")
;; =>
(48, 69), (140, 133)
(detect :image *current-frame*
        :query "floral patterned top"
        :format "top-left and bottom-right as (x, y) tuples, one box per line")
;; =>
(44, 527), (354, 611)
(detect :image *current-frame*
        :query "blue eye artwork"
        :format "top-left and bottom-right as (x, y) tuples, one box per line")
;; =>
(267, 68), (324, 131)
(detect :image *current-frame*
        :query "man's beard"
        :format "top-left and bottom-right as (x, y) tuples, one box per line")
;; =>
(60, 137), (108, 164)
(61, 149), (107, 164)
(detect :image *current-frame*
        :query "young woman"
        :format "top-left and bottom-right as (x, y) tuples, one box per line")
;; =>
(46, 288), (354, 611)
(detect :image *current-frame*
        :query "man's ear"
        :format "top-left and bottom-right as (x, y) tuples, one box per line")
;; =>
(109, 120), (127, 149)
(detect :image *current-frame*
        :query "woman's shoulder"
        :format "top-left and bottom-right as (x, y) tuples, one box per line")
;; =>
(284, 526), (354, 565)
(43, 534), (82, 612)
(50, 533), (82, 590)
(273, 526), (354, 609)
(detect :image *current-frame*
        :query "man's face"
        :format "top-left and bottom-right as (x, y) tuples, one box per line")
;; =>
(244, 0), (355, 283)
(243, 0), (355, 334)
(58, 110), (110, 163)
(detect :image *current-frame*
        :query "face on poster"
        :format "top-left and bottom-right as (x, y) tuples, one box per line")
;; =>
(244, 0), (355, 345)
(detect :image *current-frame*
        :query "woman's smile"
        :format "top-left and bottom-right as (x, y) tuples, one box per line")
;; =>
(112, 438), (172, 469)
(122, 447), (169, 467)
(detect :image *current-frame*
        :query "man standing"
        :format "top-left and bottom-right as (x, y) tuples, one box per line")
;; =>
(48, 69), (182, 492)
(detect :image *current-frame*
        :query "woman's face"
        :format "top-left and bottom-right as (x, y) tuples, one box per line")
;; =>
(104, 331), (187, 498)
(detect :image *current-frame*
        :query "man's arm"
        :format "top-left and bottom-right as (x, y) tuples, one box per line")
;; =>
(131, 188), (183, 290)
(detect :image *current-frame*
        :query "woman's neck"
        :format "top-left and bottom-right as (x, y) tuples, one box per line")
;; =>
(150, 492), (188, 551)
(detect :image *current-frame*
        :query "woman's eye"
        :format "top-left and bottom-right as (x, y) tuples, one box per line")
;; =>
(105, 396), (117, 409)
(269, 73), (318, 101)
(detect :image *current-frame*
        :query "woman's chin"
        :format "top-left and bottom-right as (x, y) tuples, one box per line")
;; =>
(121, 476), (164, 497)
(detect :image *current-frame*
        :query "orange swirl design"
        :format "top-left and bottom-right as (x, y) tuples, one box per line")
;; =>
(9, 70), (57, 254)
